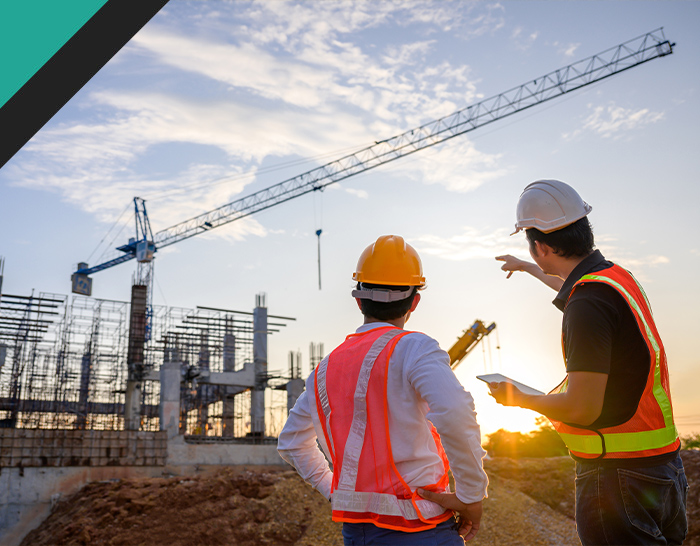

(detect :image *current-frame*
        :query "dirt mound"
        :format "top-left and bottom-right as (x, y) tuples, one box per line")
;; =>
(484, 456), (575, 518)
(21, 467), (337, 546)
(22, 452), (698, 546)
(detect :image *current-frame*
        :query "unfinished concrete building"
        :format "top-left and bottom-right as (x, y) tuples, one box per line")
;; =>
(0, 288), (315, 541)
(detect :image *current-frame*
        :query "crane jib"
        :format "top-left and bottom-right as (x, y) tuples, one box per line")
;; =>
(76, 29), (673, 278)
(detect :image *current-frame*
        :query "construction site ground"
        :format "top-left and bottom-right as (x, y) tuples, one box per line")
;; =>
(22, 450), (699, 546)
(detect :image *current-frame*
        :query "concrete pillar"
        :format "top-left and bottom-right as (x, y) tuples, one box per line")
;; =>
(251, 294), (267, 437)
(286, 378), (305, 414)
(196, 330), (210, 434)
(75, 350), (92, 430)
(159, 361), (181, 438)
(222, 331), (236, 437)
(0, 344), (7, 371)
(125, 381), (142, 431)
(125, 285), (148, 430)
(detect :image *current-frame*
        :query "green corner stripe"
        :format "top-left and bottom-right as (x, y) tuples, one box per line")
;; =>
(0, 1), (109, 109)
(0, 0), (170, 169)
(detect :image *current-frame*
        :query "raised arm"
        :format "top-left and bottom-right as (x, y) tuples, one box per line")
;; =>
(495, 254), (564, 291)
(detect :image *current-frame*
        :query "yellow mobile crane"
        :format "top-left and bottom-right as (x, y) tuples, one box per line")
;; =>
(448, 320), (496, 370)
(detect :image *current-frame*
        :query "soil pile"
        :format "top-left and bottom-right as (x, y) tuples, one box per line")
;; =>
(22, 452), (699, 546)
(21, 467), (336, 546)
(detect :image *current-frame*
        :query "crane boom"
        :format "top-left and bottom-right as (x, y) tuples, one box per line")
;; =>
(449, 320), (496, 370)
(76, 28), (673, 277)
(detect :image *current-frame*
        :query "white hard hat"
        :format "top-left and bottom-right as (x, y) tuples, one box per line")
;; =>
(511, 179), (592, 235)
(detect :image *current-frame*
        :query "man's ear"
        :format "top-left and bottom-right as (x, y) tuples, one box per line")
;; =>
(355, 297), (363, 311)
(534, 240), (552, 257)
(409, 292), (421, 313)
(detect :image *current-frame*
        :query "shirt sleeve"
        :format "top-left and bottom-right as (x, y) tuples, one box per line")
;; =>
(404, 336), (489, 504)
(277, 390), (333, 500)
(563, 283), (620, 374)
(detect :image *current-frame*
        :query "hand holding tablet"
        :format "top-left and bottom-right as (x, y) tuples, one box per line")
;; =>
(476, 373), (544, 396)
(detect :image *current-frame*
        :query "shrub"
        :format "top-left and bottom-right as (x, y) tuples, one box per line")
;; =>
(484, 417), (568, 458)
(681, 433), (700, 450)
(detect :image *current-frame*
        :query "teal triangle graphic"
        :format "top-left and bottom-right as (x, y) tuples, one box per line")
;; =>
(0, 1), (108, 109)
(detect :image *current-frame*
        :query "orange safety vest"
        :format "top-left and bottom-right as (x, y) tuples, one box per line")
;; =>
(313, 326), (453, 532)
(549, 264), (680, 459)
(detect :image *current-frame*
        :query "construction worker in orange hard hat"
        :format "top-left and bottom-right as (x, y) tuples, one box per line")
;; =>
(492, 180), (687, 545)
(278, 235), (488, 545)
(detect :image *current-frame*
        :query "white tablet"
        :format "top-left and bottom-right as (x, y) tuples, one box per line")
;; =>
(476, 373), (544, 396)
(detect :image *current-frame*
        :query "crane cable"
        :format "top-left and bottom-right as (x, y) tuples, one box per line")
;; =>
(313, 191), (323, 290)
(87, 203), (132, 264)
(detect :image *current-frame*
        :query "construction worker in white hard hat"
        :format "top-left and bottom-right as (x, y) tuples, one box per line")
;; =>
(278, 235), (488, 545)
(490, 180), (687, 545)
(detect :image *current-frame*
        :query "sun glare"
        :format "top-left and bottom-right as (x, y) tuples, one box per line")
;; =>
(455, 370), (542, 443)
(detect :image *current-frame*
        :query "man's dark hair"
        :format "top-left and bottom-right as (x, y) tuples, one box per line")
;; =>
(357, 283), (418, 321)
(525, 216), (594, 258)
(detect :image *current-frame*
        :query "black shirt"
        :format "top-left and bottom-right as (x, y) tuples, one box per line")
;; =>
(553, 250), (650, 430)
(553, 250), (678, 465)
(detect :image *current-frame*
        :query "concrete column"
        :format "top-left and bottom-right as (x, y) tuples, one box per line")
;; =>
(196, 330), (210, 434)
(75, 350), (92, 430)
(159, 362), (181, 438)
(125, 381), (142, 431)
(222, 331), (236, 437)
(251, 295), (267, 437)
(286, 378), (305, 415)
(125, 285), (148, 430)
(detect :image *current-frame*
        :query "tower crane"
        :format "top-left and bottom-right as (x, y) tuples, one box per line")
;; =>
(70, 29), (673, 429)
(72, 28), (673, 286)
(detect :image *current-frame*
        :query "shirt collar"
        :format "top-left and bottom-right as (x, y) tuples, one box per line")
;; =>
(356, 322), (395, 333)
(552, 249), (607, 311)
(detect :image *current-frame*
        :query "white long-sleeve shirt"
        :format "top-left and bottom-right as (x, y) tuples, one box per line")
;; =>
(277, 322), (488, 504)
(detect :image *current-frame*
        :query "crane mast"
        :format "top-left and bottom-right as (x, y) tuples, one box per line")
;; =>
(73, 28), (673, 280)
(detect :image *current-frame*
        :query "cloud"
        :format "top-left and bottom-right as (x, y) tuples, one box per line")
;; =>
(237, 0), (505, 42)
(511, 27), (539, 51)
(401, 1), (505, 35)
(594, 236), (670, 282)
(6, 1), (510, 247)
(563, 102), (665, 140)
(130, 19), (480, 123)
(552, 41), (580, 57)
(344, 188), (369, 199)
(387, 140), (511, 193)
(415, 226), (521, 261)
(415, 228), (671, 279)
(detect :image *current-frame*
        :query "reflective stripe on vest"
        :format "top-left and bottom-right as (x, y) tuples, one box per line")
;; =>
(315, 355), (336, 460)
(554, 268), (678, 457)
(558, 426), (678, 455)
(331, 490), (446, 520)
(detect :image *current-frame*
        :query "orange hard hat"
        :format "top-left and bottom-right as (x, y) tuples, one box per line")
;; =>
(352, 235), (425, 287)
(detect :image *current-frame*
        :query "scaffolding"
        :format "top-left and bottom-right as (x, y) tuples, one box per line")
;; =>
(0, 291), (297, 440)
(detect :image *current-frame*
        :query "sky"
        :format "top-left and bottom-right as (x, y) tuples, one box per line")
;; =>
(1, 0), (699, 440)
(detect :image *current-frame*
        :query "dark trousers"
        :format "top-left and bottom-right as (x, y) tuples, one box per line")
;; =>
(575, 453), (688, 545)
(342, 518), (462, 545)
